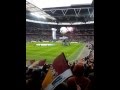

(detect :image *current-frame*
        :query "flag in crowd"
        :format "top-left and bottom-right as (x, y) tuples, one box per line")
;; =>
(26, 60), (35, 67)
(28, 59), (46, 69)
(42, 53), (73, 90)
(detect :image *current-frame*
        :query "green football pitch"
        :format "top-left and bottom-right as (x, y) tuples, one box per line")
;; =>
(26, 41), (85, 63)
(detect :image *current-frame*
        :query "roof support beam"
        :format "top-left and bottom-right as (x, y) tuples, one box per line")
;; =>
(90, 9), (94, 17)
(50, 10), (56, 14)
(62, 9), (68, 16)
(88, 8), (91, 16)
(74, 8), (81, 17)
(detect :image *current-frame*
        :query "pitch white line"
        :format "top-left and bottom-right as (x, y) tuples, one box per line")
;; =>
(70, 43), (86, 63)
(76, 44), (86, 60)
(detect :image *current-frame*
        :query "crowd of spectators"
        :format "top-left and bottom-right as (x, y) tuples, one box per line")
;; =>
(26, 43), (94, 90)
(26, 22), (94, 42)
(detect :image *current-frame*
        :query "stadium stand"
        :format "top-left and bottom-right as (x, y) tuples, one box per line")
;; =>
(26, 22), (94, 42)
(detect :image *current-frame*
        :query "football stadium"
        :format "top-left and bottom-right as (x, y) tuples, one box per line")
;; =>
(26, 0), (94, 90)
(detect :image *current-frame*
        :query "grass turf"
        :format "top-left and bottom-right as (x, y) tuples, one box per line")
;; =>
(26, 41), (85, 63)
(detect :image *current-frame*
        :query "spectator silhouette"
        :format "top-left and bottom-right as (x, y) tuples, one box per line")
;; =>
(72, 63), (91, 90)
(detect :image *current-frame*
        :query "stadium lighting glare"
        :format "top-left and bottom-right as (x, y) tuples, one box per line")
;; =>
(26, 0), (93, 8)
(30, 12), (46, 19)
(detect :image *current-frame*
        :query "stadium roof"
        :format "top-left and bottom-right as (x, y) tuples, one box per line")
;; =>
(26, 1), (56, 21)
(26, 0), (94, 25)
